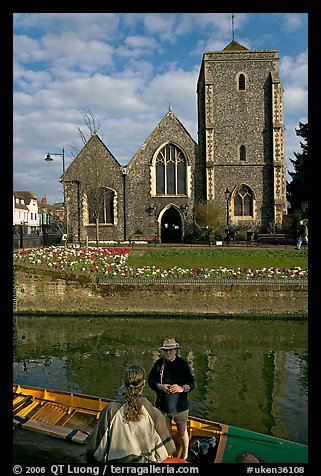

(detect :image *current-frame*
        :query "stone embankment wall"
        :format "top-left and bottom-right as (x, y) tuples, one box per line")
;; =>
(13, 264), (308, 318)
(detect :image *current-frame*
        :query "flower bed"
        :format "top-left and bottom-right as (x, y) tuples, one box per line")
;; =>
(13, 246), (308, 281)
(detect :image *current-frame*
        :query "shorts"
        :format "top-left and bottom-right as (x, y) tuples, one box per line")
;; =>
(164, 409), (189, 424)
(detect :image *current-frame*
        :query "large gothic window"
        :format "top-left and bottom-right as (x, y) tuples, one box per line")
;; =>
(234, 185), (253, 217)
(88, 187), (114, 224)
(155, 144), (187, 195)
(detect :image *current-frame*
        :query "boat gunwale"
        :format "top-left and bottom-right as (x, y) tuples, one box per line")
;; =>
(13, 384), (111, 403)
(13, 384), (308, 464)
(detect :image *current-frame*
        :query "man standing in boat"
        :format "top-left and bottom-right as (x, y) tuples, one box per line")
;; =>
(148, 338), (196, 460)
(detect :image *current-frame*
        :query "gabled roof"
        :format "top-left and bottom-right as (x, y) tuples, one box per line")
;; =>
(63, 132), (122, 178)
(14, 202), (29, 211)
(37, 200), (57, 213)
(165, 106), (197, 143)
(84, 133), (120, 163)
(128, 106), (197, 166)
(223, 41), (249, 52)
(14, 191), (37, 204)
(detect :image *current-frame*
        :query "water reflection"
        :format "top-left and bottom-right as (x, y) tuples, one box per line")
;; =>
(13, 315), (308, 445)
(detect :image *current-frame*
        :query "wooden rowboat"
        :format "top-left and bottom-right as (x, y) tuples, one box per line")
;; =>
(13, 384), (308, 464)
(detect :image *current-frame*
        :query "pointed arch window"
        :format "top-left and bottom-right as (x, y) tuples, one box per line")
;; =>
(88, 187), (115, 224)
(238, 73), (246, 91)
(155, 143), (187, 195)
(239, 145), (246, 161)
(234, 185), (253, 217)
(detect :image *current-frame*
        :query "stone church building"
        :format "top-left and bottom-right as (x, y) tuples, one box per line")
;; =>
(63, 41), (287, 243)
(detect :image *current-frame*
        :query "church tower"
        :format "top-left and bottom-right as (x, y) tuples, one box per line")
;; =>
(196, 40), (287, 228)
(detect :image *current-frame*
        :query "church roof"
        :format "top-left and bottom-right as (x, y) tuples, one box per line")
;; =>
(63, 132), (122, 179)
(165, 106), (196, 143)
(223, 41), (249, 52)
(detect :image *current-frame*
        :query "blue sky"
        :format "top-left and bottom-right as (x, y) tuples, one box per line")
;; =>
(13, 12), (308, 205)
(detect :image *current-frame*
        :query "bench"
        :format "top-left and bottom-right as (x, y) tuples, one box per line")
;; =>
(257, 233), (289, 246)
(129, 233), (157, 244)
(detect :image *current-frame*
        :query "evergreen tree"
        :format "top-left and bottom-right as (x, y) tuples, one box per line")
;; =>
(286, 122), (308, 214)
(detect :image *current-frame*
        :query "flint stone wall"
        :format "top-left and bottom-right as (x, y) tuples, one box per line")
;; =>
(14, 264), (308, 318)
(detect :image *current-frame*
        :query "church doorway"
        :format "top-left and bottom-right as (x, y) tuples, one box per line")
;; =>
(160, 207), (182, 243)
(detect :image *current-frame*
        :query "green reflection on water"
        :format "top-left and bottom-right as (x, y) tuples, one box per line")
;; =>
(13, 315), (308, 445)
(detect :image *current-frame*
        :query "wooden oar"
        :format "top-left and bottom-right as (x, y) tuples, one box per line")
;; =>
(14, 392), (104, 415)
(13, 394), (33, 412)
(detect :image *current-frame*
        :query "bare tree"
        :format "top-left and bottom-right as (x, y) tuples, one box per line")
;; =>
(64, 109), (107, 246)
(82, 158), (107, 247)
(67, 108), (104, 159)
(76, 107), (103, 144)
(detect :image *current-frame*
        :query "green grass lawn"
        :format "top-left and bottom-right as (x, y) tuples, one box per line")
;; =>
(127, 248), (308, 269)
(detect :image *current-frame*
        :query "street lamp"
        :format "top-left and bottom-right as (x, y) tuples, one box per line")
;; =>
(44, 148), (66, 232)
(44, 148), (65, 176)
(224, 187), (231, 246)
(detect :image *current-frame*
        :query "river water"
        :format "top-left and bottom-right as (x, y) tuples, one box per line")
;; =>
(13, 315), (308, 446)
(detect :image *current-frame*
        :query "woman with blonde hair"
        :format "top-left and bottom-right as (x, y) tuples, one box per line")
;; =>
(87, 364), (175, 463)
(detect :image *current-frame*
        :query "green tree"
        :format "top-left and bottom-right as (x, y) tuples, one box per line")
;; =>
(287, 122), (308, 214)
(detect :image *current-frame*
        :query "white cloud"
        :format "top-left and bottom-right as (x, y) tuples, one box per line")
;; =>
(284, 87), (308, 114)
(143, 68), (199, 131)
(279, 50), (308, 87)
(141, 13), (178, 42)
(14, 13), (120, 41)
(12, 13), (308, 204)
(280, 50), (308, 116)
(282, 13), (304, 32)
(13, 35), (45, 63)
(41, 34), (115, 72)
(125, 35), (159, 50)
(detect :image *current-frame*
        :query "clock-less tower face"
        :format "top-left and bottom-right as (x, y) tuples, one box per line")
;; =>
(196, 41), (287, 228)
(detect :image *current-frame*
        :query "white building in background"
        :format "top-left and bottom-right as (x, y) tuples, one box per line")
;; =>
(13, 191), (40, 231)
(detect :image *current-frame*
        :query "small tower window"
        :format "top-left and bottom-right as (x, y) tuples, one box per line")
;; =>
(238, 73), (246, 91)
(239, 145), (246, 161)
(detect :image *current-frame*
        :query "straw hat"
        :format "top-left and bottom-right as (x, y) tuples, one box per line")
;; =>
(159, 338), (180, 350)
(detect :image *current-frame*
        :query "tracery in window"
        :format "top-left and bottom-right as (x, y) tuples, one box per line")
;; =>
(234, 185), (253, 217)
(88, 187), (114, 224)
(239, 145), (246, 161)
(155, 144), (187, 195)
(238, 73), (246, 91)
